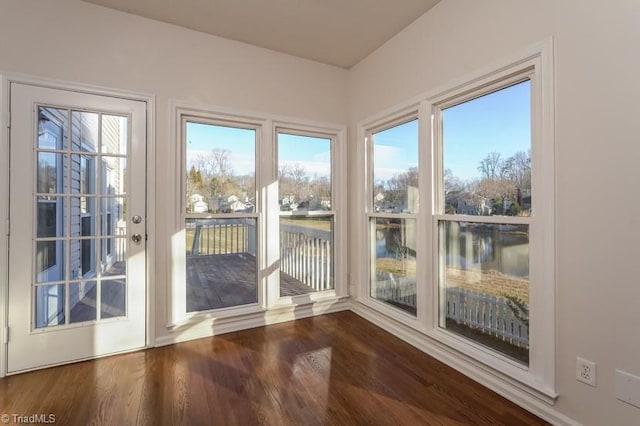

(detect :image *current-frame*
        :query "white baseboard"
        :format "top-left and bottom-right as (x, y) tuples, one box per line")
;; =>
(154, 297), (350, 347)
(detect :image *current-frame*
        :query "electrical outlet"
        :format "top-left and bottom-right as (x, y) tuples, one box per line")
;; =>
(577, 357), (597, 386)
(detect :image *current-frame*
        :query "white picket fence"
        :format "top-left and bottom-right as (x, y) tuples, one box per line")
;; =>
(446, 287), (529, 347)
(372, 280), (529, 347)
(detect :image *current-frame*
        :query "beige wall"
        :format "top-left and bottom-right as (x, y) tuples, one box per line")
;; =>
(0, 0), (348, 343)
(349, 1), (640, 424)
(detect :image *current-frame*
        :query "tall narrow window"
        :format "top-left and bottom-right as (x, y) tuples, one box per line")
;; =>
(184, 121), (258, 312)
(436, 78), (532, 364)
(277, 131), (334, 295)
(368, 118), (418, 315)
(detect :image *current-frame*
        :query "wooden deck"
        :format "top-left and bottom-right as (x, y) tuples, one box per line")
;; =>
(187, 253), (314, 312)
(0, 312), (548, 425)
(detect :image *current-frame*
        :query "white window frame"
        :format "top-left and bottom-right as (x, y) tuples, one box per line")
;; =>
(359, 108), (429, 329)
(272, 125), (342, 306)
(356, 40), (556, 400)
(170, 103), (347, 326)
(427, 45), (556, 398)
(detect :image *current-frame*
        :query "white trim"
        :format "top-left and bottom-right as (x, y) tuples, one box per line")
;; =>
(157, 296), (350, 347)
(350, 302), (578, 426)
(0, 75), (9, 377)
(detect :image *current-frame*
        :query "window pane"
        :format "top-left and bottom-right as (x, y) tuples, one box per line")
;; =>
(36, 240), (65, 283)
(69, 281), (97, 323)
(370, 218), (416, 315)
(372, 119), (418, 214)
(439, 221), (529, 364)
(442, 80), (531, 216)
(102, 115), (128, 155)
(185, 122), (255, 214)
(280, 216), (333, 295)
(35, 284), (65, 328)
(278, 133), (331, 211)
(37, 152), (64, 194)
(186, 218), (257, 312)
(102, 238), (126, 277)
(71, 111), (99, 153)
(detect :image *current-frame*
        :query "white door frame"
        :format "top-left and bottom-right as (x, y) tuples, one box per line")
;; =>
(0, 73), (156, 377)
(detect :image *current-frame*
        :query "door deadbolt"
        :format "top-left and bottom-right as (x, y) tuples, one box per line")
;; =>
(132, 215), (143, 224)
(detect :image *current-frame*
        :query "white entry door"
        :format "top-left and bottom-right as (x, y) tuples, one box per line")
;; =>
(7, 83), (147, 373)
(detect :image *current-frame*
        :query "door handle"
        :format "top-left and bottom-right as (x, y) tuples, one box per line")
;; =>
(131, 233), (143, 244)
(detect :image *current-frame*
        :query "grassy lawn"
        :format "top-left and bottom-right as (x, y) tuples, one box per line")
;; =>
(279, 217), (332, 231)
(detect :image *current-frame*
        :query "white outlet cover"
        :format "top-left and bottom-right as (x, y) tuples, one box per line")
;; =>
(576, 357), (597, 386)
(615, 369), (640, 409)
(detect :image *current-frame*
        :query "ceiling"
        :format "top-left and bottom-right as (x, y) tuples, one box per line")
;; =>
(81, 0), (441, 68)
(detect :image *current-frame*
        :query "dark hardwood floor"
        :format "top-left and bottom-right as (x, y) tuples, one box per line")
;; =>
(0, 312), (547, 425)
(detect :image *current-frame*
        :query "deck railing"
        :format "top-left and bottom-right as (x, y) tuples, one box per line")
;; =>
(280, 224), (331, 291)
(187, 221), (332, 291)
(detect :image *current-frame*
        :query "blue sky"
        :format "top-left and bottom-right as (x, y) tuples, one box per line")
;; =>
(187, 80), (530, 182)
(186, 122), (331, 177)
(372, 79), (530, 183)
(443, 80), (531, 181)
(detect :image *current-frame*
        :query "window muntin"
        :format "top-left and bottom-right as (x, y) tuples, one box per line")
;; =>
(436, 76), (532, 364)
(277, 131), (334, 295)
(184, 121), (258, 312)
(368, 117), (419, 317)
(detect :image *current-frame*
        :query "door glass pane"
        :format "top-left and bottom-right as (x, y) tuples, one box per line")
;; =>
(439, 221), (529, 364)
(102, 238), (126, 276)
(71, 111), (99, 153)
(102, 115), (127, 155)
(101, 157), (127, 195)
(101, 279), (126, 318)
(370, 218), (417, 316)
(280, 216), (333, 295)
(442, 80), (531, 216)
(38, 107), (67, 150)
(101, 197), (125, 236)
(37, 152), (64, 194)
(70, 154), (97, 194)
(69, 238), (96, 279)
(35, 284), (65, 328)
(185, 122), (256, 214)
(36, 240), (65, 283)
(186, 218), (257, 312)
(70, 197), (96, 238)
(37, 197), (65, 238)
(277, 133), (331, 211)
(69, 281), (97, 323)
(372, 119), (419, 214)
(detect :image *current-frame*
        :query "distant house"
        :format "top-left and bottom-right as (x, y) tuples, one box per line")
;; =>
(218, 194), (252, 213)
(445, 191), (491, 215)
(190, 194), (208, 213)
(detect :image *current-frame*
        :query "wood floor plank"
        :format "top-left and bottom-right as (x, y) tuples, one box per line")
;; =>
(0, 312), (548, 425)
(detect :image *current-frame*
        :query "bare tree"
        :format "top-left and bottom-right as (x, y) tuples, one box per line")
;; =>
(478, 152), (504, 179)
